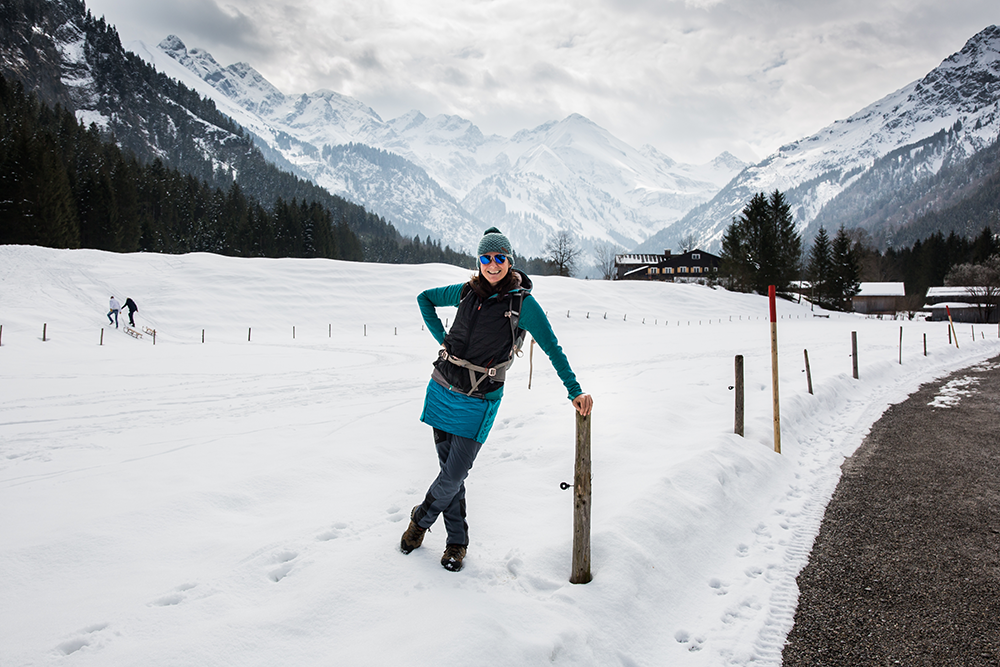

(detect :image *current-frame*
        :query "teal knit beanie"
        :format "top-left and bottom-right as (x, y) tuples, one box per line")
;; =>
(477, 227), (514, 265)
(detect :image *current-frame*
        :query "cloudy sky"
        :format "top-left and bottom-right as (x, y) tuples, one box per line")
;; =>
(85, 0), (999, 164)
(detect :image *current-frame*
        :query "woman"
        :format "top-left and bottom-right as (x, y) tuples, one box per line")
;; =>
(401, 227), (593, 571)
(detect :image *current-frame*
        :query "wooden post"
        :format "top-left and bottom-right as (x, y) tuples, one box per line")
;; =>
(43, 323), (47, 342)
(293, 326), (296, 339)
(923, 332), (927, 357)
(734, 355), (745, 436)
(570, 411), (592, 584)
(852, 331), (859, 379)
(804, 349), (813, 395)
(364, 324), (367, 337)
(152, 329), (156, 345)
(946, 306), (959, 349)
(248, 327), (252, 342)
(329, 324), (332, 338)
(768, 286), (781, 454)
(899, 326), (903, 364)
(0, 324), (3, 346)
(948, 324), (952, 345)
(100, 328), (104, 346)
(528, 339), (535, 389)
(202, 329), (205, 343)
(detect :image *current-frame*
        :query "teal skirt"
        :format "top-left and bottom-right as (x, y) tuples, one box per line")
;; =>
(420, 380), (501, 444)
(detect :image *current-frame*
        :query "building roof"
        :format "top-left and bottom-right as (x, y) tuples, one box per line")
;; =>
(615, 254), (664, 265)
(855, 282), (905, 297)
(926, 286), (989, 297)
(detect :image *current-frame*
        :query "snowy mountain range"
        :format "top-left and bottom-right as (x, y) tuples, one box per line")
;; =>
(641, 25), (1000, 254)
(131, 36), (746, 260)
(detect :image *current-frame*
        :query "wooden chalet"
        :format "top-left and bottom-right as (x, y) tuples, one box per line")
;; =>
(614, 249), (721, 283)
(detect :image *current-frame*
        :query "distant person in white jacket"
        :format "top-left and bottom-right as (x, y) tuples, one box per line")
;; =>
(108, 296), (121, 328)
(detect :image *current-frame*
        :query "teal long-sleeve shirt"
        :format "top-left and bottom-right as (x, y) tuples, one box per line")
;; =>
(417, 282), (583, 401)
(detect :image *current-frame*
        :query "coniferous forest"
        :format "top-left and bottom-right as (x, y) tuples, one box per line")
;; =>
(0, 73), (473, 266)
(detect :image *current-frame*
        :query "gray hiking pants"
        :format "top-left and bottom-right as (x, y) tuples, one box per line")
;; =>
(415, 429), (483, 547)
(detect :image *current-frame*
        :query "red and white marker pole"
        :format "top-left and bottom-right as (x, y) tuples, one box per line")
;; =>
(945, 305), (959, 349)
(769, 285), (781, 454)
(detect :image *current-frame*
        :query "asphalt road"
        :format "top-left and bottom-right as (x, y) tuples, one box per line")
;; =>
(782, 354), (1000, 666)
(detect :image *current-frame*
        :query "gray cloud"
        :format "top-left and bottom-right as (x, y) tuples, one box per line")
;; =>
(86, 0), (1000, 163)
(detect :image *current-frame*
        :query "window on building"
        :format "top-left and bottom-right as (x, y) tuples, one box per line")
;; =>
(692, 253), (701, 260)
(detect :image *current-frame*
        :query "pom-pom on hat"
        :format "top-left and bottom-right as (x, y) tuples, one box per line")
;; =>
(477, 227), (514, 264)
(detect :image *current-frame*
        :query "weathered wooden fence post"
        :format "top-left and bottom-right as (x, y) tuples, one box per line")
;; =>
(851, 331), (859, 379)
(570, 411), (592, 584)
(527, 339), (535, 389)
(804, 349), (813, 395)
(768, 286), (781, 454)
(734, 354), (745, 437)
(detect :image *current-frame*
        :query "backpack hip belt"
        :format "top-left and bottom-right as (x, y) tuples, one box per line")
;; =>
(438, 348), (514, 396)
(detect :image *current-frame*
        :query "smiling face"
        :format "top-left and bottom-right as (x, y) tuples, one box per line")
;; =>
(480, 253), (510, 285)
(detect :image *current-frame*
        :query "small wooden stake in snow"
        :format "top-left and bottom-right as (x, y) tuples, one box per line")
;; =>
(248, 327), (252, 342)
(43, 323), (47, 342)
(734, 354), (745, 436)
(100, 328), (104, 346)
(804, 349), (813, 395)
(527, 339), (535, 389)
(899, 326), (903, 364)
(768, 286), (781, 454)
(852, 331), (859, 379)
(570, 411), (592, 584)
(924, 332), (927, 356)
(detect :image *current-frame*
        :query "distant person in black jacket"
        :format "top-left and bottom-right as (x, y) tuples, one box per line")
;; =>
(124, 298), (138, 327)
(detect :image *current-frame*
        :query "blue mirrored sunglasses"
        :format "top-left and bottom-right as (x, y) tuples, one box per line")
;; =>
(479, 254), (508, 265)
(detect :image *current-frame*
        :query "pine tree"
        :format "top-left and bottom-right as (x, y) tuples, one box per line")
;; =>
(830, 226), (861, 310)
(719, 190), (801, 294)
(807, 226), (833, 307)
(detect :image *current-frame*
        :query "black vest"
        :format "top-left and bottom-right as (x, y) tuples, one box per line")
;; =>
(434, 282), (526, 396)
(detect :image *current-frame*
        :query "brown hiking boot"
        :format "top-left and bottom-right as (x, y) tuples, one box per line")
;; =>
(441, 544), (467, 572)
(400, 506), (428, 554)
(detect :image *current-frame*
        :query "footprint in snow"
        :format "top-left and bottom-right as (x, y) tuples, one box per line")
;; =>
(269, 551), (298, 582)
(57, 623), (109, 655)
(150, 582), (198, 607)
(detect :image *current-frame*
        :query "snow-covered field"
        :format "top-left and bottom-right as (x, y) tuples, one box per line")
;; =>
(2, 245), (997, 667)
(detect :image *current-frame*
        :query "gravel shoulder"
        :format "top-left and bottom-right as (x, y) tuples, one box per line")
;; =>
(782, 354), (1000, 666)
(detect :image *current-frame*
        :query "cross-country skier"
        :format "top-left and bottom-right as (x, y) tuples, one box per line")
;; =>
(401, 227), (593, 572)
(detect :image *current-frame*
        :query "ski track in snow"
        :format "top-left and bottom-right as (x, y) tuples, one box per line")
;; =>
(2, 246), (999, 666)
